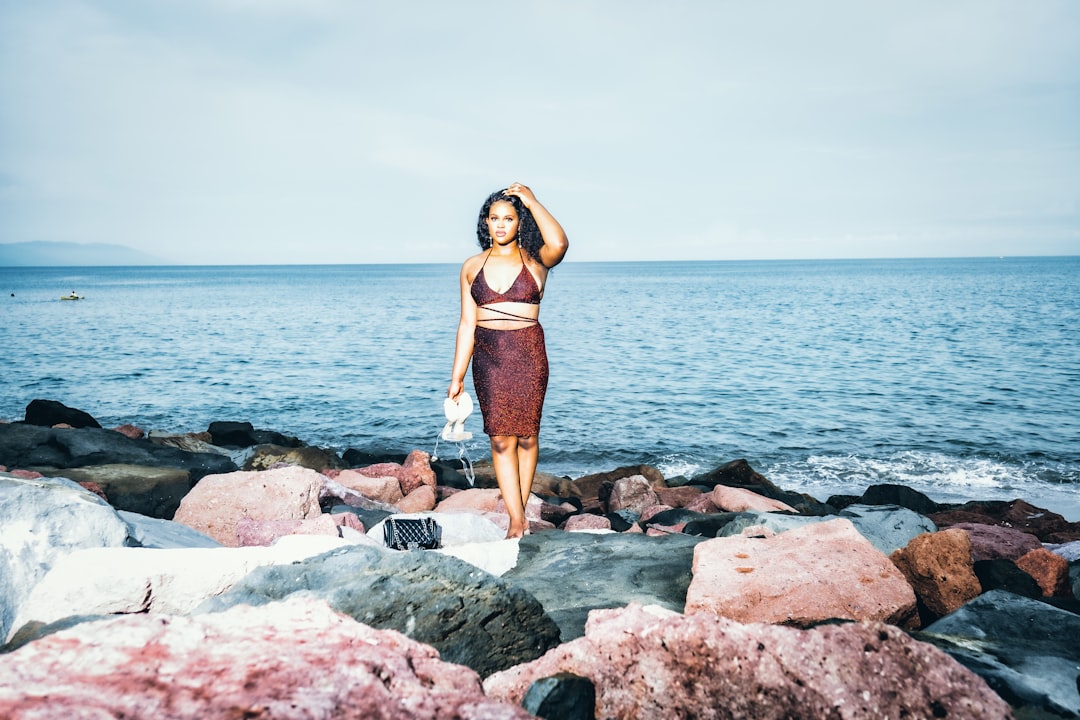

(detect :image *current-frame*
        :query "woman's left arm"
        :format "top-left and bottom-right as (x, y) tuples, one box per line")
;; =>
(507, 183), (569, 268)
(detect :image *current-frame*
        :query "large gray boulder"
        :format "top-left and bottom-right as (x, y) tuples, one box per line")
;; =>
(197, 544), (560, 678)
(0, 473), (130, 641)
(500, 531), (706, 641)
(918, 589), (1080, 718)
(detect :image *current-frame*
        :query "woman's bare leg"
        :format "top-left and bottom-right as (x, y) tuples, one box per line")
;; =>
(491, 435), (527, 538)
(516, 435), (539, 508)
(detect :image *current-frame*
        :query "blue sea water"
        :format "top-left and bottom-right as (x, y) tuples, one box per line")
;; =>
(2, 257), (1079, 519)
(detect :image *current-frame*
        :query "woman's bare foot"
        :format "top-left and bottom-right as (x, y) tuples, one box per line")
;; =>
(505, 522), (526, 539)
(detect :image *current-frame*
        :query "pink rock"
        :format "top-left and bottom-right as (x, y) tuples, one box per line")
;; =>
(685, 493), (719, 514)
(173, 467), (324, 547)
(484, 604), (1010, 720)
(9, 469), (43, 479)
(110, 424), (145, 440)
(952, 522), (1042, 561)
(398, 485), (437, 513)
(563, 514), (613, 532)
(607, 475), (660, 514)
(400, 450), (437, 495)
(539, 500), (576, 526)
(639, 504), (674, 524)
(0, 598), (532, 719)
(711, 486), (797, 513)
(686, 518), (918, 628)
(495, 493), (543, 520)
(1016, 547), (1071, 597)
(656, 486), (704, 508)
(235, 515), (341, 546)
(436, 488), (503, 513)
(76, 481), (108, 501)
(335, 469), (404, 504)
(331, 512), (365, 534)
(890, 529), (981, 618)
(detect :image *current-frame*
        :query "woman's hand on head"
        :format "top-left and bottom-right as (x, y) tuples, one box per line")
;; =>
(504, 182), (537, 209)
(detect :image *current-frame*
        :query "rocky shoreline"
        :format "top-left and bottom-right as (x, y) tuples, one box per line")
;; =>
(1, 399), (1078, 719)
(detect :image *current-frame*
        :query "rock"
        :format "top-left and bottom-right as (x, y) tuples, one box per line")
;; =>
(484, 603), (1010, 720)
(146, 430), (228, 455)
(242, 443), (345, 471)
(1015, 547), (1071, 597)
(856, 482), (942, 515)
(691, 458), (831, 514)
(930, 499), (1080, 544)
(0, 474), (130, 642)
(436, 487), (503, 513)
(172, 466), (324, 546)
(117, 510), (220, 549)
(8, 535), (349, 641)
(951, 522), (1043, 561)
(335, 468), (404, 504)
(1048, 540), (1080, 563)
(656, 486), (705, 508)
(0, 598), (532, 719)
(687, 518), (918, 628)
(972, 559), (1043, 599)
(607, 475), (659, 514)
(197, 543), (560, 677)
(0, 423), (237, 482)
(110, 424), (145, 440)
(398, 484), (437, 513)
(500, 531), (705, 641)
(563, 514), (612, 532)
(43, 463), (191, 519)
(890, 529), (982, 622)
(571, 464), (666, 501)
(24, 399), (101, 428)
(711, 485), (796, 513)
(522, 673), (596, 720)
(684, 492), (719, 514)
(206, 420), (302, 449)
(235, 514), (343, 546)
(354, 450), (436, 497)
(919, 590), (1080, 718)
(329, 503), (392, 530)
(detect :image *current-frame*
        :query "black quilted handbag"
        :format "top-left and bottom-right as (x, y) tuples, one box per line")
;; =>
(383, 517), (442, 550)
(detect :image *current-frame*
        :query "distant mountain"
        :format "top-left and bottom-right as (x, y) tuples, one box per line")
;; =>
(0, 241), (170, 267)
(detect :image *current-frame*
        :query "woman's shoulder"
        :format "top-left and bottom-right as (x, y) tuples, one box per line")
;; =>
(459, 251), (487, 280)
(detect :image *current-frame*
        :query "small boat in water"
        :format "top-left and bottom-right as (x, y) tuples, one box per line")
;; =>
(60, 292), (83, 301)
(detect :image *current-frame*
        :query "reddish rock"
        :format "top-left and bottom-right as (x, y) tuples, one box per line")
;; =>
(686, 518), (917, 628)
(952, 522), (1043, 562)
(1016, 547), (1071, 597)
(484, 603), (1010, 720)
(0, 598), (531, 719)
(656, 486), (704, 508)
(400, 450), (437, 495)
(336, 469), (404, 504)
(563, 514), (612, 532)
(495, 493), (544, 520)
(8, 469), (43, 479)
(607, 475), (660, 514)
(685, 493), (719, 514)
(639, 504), (674, 524)
(235, 515), (341, 546)
(572, 464), (666, 501)
(173, 467), (324, 547)
(931, 499), (1080, 543)
(76, 481), (108, 501)
(646, 523), (686, 536)
(436, 488), (502, 513)
(331, 512), (365, 534)
(539, 500), (576, 526)
(890, 529), (982, 619)
(110, 424), (145, 440)
(398, 484), (437, 513)
(711, 485), (797, 513)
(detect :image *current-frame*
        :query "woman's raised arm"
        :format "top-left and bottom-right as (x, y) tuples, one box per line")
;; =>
(506, 183), (569, 269)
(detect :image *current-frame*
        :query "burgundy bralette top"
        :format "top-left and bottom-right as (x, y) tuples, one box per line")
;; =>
(470, 255), (542, 307)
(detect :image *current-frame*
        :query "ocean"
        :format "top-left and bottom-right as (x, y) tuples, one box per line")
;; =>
(2, 257), (1078, 520)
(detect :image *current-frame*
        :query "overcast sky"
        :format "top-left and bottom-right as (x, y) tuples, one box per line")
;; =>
(1, 0), (1077, 264)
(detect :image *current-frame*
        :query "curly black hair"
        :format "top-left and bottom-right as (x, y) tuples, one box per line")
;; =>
(475, 189), (544, 263)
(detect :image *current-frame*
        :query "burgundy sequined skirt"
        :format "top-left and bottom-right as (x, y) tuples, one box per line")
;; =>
(472, 323), (548, 437)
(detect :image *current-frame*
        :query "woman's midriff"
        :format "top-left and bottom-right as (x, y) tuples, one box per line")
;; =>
(476, 300), (540, 329)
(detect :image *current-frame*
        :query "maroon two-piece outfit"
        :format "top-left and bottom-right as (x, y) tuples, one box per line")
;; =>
(470, 251), (548, 437)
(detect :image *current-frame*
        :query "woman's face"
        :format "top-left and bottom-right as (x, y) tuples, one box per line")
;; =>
(486, 201), (519, 245)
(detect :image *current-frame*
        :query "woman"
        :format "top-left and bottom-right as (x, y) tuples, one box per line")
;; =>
(448, 183), (569, 539)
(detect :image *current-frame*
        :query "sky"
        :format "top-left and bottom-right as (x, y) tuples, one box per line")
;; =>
(1, 0), (1078, 265)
